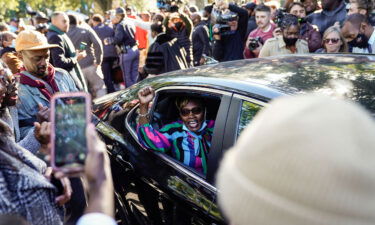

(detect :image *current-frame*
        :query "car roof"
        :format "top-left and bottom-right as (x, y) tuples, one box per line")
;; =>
(152, 54), (375, 113)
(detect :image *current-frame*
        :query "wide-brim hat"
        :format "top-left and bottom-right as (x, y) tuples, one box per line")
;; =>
(15, 29), (59, 52)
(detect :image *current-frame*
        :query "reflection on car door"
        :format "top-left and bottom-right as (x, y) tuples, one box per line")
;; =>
(107, 88), (232, 225)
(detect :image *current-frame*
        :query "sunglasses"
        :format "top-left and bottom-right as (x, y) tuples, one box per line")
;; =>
(180, 107), (203, 116)
(324, 38), (340, 44)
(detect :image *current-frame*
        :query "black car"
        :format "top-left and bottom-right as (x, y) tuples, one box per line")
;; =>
(92, 54), (375, 225)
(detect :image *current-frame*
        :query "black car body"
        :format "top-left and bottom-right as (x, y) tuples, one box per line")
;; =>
(92, 54), (375, 225)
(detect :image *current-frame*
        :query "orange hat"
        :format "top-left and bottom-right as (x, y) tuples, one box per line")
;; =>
(15, 29), (59, 52)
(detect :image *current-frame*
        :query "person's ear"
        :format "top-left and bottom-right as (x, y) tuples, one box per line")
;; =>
(359, 9), (367, 15)
(360, 22), (367, 33)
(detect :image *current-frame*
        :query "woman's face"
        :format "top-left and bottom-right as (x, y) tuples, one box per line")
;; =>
(324, 31), (342, 53)
(179, 100), (204, 132)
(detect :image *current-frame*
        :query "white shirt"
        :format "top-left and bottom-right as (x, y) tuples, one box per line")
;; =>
(352, 27), (375, 54)
(76, 213), (116, 225)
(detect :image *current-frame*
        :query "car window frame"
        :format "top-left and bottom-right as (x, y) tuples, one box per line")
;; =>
(125, 86), (233, 191)
(222, 94), (268, 153)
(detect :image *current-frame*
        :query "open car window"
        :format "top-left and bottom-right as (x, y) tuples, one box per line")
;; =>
(125, 87), (225, 180)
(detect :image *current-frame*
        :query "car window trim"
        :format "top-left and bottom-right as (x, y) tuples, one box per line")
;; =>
(222, 94), (268, 152)
(125, 86), (233, 193)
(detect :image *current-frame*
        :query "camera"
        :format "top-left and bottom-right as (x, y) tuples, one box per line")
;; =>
(275, 9), (306, 27)
(212, 9), (238, 36)
(157, 0), (184, 12)
(248, 37), (263, 51)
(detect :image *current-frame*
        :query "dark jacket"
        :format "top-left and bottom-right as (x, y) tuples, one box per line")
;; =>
(93, 23), (118, 58)
(213, 4), (248, 62)
(307, 1), (347, 34)
(0, 119), (63, 225)
(67, 24), (103, 69)
(47, 25), (87, 91)
(192, 21), (210, 66)
(164, 13), (194, 66)
(112, 19), (137, 48)
(145, 33), (188, 75)
(300, 22), (322, 52)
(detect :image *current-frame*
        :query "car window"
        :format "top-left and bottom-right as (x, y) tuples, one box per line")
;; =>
(237, 100), (263, 137)
(126, 89), (224, 179)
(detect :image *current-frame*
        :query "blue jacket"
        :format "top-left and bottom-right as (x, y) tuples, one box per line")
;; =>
(17, 68), (78, 138)
(307, 1), (347, 35)
(93, 23), (118, 58)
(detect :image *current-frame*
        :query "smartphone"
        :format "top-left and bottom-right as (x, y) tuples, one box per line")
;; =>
(50, 92), (91, 171)
(79, 42), (87, 51)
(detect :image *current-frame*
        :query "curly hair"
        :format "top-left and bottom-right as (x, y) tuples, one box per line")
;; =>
(279, 13), (299, 30)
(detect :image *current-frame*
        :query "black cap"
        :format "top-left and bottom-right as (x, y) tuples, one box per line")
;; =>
(245, 2), (257, 10)
(115, 7), (126, 15)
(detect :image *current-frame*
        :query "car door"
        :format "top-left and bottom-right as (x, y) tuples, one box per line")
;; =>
(104, 86), (232, 225)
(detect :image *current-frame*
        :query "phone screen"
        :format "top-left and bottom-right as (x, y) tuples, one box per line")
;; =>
(54, 96), (88, 168)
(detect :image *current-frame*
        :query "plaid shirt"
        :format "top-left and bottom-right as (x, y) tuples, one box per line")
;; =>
(137, 120), (215, 175)
(0, 119), (63, 225)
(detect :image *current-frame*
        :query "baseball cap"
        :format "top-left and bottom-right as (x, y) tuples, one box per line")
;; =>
(15, 29), (59, 52)
(115, 7), (126, 15)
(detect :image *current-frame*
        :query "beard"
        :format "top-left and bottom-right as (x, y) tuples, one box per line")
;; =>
(348, 34), (369, 49)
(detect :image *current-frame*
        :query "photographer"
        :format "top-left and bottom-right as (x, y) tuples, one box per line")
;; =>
(288, 2), (322, 52)
(244, 4), (276, 59)
(212, 1), (248, 62)
(259, 14), (309, 57)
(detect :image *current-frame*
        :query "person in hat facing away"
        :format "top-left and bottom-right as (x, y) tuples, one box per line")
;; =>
(217, 94), (375, 225)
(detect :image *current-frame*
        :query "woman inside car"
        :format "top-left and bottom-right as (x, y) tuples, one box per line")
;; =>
(315, 26), (348, 53)
(137, 86), (215, 175)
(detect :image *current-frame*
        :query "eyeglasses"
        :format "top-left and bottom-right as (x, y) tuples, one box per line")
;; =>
(324, 38), (340, 44)
(180, 107), (203, 116)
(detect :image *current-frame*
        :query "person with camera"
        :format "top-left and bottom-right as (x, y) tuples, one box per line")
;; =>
(288, 2), (322, 52)
(259, 14), (309, 57)
(244, 4), (276, 59)
(212, 0), (248, 62)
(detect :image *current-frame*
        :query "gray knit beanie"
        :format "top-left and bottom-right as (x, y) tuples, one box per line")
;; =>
(217, 95), (375, 225)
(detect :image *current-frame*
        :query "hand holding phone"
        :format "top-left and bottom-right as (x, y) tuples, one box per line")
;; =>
(50, 92), (91, 172)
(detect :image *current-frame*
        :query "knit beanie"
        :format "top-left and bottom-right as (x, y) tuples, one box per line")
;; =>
(217, 95), (375, 225)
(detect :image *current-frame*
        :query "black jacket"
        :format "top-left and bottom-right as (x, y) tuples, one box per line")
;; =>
(145, 33), (188, 75)
(213, 4), (248, 62)
(192, 21), (210, 66)
(46, 26), (87, 91)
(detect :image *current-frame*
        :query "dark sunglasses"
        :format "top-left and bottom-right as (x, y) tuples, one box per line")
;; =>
(180, 107), (203, 116)
(324, 38), (340, 44)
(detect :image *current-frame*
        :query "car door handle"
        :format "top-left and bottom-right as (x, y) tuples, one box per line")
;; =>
(116, 154), (134, 172)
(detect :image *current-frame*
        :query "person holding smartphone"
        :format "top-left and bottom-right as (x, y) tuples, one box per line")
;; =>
(14, 29), (86, 224)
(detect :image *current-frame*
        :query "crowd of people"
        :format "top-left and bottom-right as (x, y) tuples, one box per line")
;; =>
(0, 0), (374, 224)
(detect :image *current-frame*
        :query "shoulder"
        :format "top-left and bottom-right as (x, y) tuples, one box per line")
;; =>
(298, 39), (309, 46)
(264, 37), (278, 45)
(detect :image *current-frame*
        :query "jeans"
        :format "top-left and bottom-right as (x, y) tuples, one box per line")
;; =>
(119, 47), (140, 88)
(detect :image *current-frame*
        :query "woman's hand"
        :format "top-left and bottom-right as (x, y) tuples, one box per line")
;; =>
(138, 86), (155, 105)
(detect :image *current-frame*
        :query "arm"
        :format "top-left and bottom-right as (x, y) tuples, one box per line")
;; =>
(89, 28), (104, 65)
(137, 87), (171, 152)
(18, 127), (41, 155)
(112, 24), (125, 46)
(48, 35), (77, 71)
(228, 4), (248, 41)
(126, 17), (151, 31)
(198, 26), (210, 56)
(180, 13), (193, 37)
(259, 40), (271, 58)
